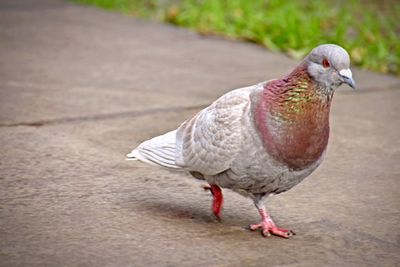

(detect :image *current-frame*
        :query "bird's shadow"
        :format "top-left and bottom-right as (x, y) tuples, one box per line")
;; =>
(138, 199), (218, 224)
(117, 171), (259, 230)
(121, 189), (256, 229)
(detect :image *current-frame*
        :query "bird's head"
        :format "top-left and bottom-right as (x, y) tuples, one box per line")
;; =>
(305, 44), (355, 92)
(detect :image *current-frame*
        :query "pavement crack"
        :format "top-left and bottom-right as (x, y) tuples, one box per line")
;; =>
(0, 105), (206, 127)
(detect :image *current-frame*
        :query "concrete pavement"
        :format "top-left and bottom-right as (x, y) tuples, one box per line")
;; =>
(1, 0), (400, 266)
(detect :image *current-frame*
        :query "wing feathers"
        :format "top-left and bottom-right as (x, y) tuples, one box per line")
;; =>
(127, 84), (260, 174)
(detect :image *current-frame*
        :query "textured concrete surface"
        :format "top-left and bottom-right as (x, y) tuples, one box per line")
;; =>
(1, 0), (400, 266)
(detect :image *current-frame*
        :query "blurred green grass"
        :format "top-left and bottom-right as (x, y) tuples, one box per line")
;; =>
(74, 0), (400, 75)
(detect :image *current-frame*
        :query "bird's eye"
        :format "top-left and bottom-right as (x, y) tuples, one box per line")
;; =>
(322, 58), (330, 68)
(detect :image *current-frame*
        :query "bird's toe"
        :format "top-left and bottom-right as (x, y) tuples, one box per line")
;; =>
(248, 223), (263, 231)
(269, 227), (295, 238)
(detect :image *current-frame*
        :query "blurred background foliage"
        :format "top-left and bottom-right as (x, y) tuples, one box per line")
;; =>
(74, 0), (400, 75)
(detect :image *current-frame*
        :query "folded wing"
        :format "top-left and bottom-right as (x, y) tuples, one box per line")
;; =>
(127, 86), (254, 173)
(175, 88), (251, 175)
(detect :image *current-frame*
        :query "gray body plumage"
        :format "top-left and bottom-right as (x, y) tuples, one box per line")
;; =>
(128, 82), (322, 199)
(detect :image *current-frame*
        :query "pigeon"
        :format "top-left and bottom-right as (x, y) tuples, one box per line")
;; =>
(127, 44), (355, 238)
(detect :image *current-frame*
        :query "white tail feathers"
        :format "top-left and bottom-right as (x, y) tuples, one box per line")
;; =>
(126, 130), (182, 169)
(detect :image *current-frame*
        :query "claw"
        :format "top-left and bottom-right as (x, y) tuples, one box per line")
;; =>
(248, 223), (262, 231)
(262, 231), (272, 237)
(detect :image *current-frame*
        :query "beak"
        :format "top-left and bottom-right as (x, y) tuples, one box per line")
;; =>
(339, 69), (355, 89)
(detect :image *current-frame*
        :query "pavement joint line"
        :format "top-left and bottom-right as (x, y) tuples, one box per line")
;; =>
(3, 79), (400, 94)
(0, 105), (206, 128)
(1, 83), (398, 128)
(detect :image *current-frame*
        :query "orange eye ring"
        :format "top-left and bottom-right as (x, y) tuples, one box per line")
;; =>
(322, 58), (330, 68)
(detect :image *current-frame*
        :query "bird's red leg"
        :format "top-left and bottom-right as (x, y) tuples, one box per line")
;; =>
(249, 207), (295, 238)
(203, 184), (223, 220)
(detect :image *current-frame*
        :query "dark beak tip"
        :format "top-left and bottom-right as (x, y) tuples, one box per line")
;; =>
(343, 77), (355, 90)
(349, 82), (356, 90)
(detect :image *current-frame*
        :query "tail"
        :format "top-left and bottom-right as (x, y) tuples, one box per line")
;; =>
(126, 130), (182, 169)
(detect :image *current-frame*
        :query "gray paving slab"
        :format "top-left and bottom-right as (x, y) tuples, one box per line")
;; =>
(1, 0), (400, 266)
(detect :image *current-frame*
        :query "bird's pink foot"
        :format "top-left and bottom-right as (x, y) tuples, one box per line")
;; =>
(203, 184), (223, 220)
(249, 208), (295, 238)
